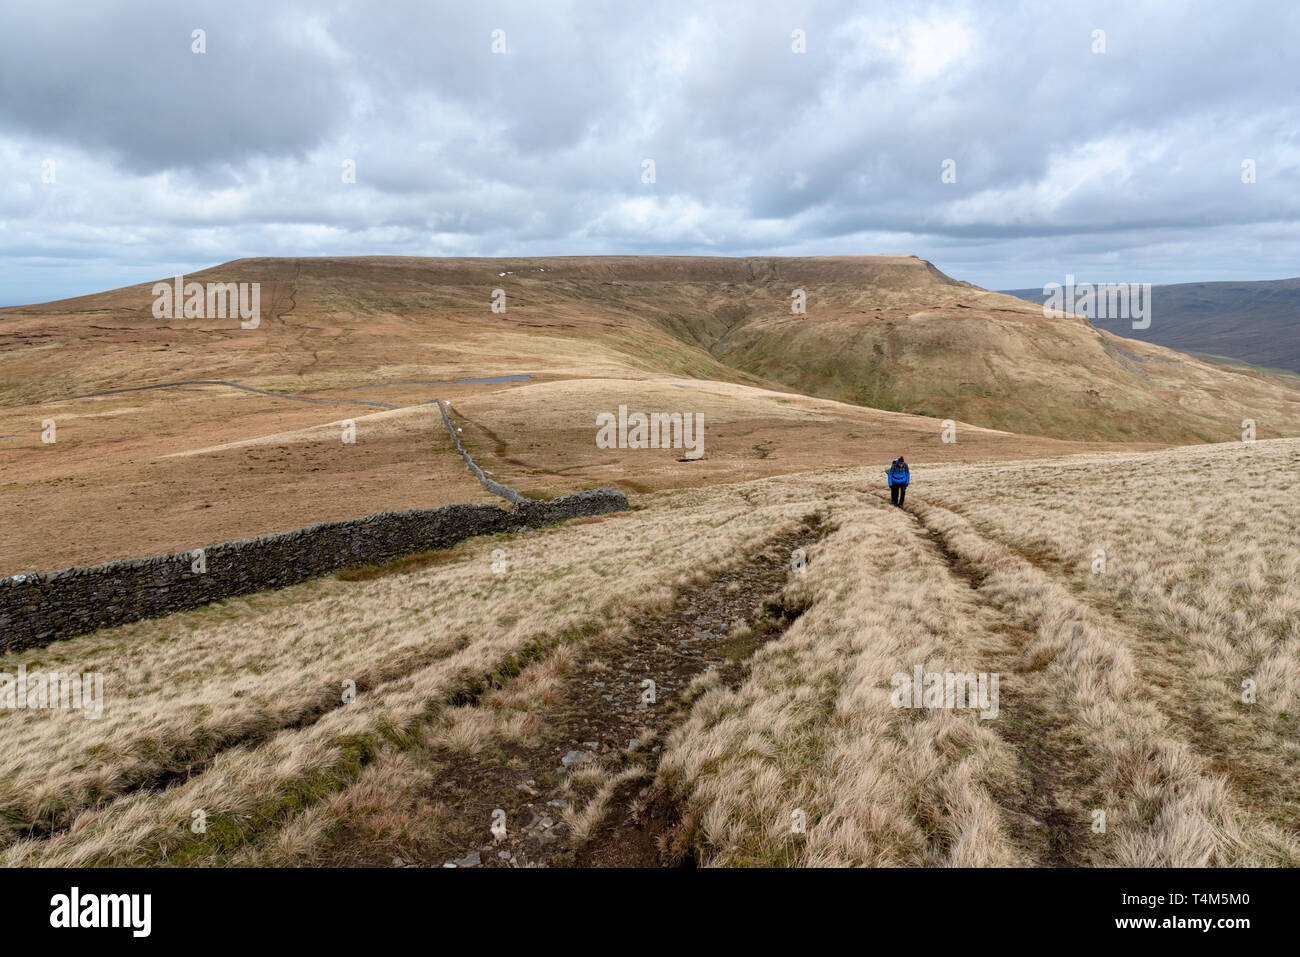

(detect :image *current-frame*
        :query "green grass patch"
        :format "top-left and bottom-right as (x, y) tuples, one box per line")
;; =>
(335, 548), (461, 581)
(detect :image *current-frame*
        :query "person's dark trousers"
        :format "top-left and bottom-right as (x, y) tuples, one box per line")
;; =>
(890, 483), (907, 507)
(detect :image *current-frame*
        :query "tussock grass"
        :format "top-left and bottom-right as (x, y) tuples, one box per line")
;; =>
(655, 439), (1300, 866)
(0, 479), (816, 865)
(658, 504), (1025, 866)
(5, 438), (1299, 866)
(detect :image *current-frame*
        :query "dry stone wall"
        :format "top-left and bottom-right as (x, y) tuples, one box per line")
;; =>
(0, 489), (629, 652)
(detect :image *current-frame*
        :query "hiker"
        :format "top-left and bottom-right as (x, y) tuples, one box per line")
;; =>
(886, 456), (910, 508)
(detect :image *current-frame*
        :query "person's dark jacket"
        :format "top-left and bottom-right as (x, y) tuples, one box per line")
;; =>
(887, 461), (910, 487)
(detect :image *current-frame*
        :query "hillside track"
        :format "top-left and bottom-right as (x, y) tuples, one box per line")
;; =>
(877, 492), (1105, 866)
(315, 515), (831, 868)
(899, 494), (1298, 866)
(911, 495), (1300, 855)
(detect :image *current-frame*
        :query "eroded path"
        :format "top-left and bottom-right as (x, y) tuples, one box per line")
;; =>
(899, 493), (1299, 866)
(910, 493), (1300, 863)
(64, 375), (533, 410)
(894, 495), (1105, 866)
(315, 513), (830, 868)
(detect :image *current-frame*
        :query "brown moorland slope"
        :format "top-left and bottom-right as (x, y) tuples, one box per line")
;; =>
(6, 254), (1298, 439)
(1, 254), (1291, 571)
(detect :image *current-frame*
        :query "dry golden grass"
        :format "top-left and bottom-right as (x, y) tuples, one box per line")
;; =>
(0, 481), (818, 865)
(449, 376), (1125, 499)
(658, 502), (1027, 866)
(912, 438), (1300, 856)
(3, 437), (1298, 867)
(657, 438), (1300, 866)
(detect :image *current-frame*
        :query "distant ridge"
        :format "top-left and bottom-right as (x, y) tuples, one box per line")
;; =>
(1001, 277), (1300, 374)
(5, 255), (1300, 443)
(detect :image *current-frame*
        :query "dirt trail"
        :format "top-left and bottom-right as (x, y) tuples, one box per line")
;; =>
(319, 514), (830, 868)
(915, 496), (1300, 849)
(67, 379), (401, 409)
(884, 492), (1105, 866)
(63, 376), (536, 412)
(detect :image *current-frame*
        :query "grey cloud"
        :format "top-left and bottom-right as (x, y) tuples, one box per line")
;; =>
(0, 1), (350, 172)
(2, 0), (1298, 304)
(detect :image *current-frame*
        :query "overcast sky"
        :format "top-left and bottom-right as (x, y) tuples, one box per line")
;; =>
(2, 0), (1298, 305)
